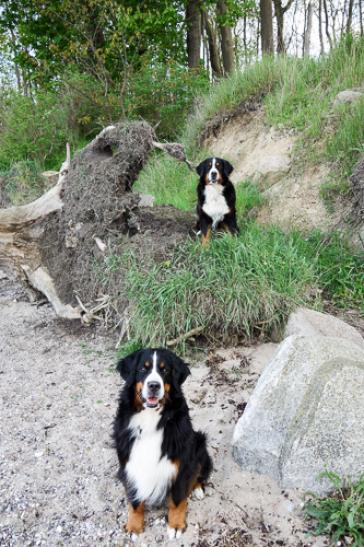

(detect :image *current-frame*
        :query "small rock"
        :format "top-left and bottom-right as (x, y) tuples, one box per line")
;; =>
(333, 89), (364, 106)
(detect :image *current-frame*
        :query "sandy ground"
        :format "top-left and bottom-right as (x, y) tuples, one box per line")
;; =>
(0, 273), (327, 547)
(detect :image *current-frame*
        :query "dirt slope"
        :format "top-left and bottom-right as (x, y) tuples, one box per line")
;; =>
(204, 108), (338, 232)
(0, 274), (326, 547)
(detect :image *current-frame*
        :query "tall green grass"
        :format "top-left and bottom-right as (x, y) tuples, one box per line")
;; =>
(118, 223), (317, 347)
(102, 224), (363, 349)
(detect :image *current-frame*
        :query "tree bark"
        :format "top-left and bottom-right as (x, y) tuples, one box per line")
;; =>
(323, 0), (333, 49)
(260, 0), (274, 54)
(318, 0), (325, 54)
(186, 0), (201, 69)
(216, 0), (235, 75)
(0, 146), (80, 319)
(203, 11), (223, 78)
(303, 1), (313, 56)
(273, 0), (294, 53)
(346, 0), (354, 34)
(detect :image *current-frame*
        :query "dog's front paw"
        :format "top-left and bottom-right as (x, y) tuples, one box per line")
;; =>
(128, 532), (139, 543)
(192, 486), (205, 500)
(167, 526), (183, 540)
(125, 523), (144, 541)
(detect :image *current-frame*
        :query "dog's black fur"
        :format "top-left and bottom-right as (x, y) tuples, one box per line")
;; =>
(196, 157), (239, 241)
(113, 348), (212, 512)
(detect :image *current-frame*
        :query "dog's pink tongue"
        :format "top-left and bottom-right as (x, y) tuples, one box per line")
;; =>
(147, 397), (158, 405)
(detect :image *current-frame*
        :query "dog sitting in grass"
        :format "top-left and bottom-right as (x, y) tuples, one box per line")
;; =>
(113, 347), (212, 540)
(195, 157), (239, 246)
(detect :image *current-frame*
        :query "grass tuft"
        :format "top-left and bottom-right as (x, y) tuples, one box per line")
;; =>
(305, 470), (364, 546)
(120, 223), (317, 347)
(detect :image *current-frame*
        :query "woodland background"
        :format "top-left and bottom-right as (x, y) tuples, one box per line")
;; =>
(0, 0), (363, 198)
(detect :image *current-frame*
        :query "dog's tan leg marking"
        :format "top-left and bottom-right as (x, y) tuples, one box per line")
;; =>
(201, 227), (211, 247)
(126, 502), (145, 534)
(168, 497), (188, 530)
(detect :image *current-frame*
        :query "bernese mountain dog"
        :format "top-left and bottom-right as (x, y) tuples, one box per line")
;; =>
(196, 157), (239, 245)
(113, 348), (212, 540)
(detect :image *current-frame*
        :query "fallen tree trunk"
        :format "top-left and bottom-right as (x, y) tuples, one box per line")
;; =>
(0, 122), (195, 322)
(0, 144), (80, 318)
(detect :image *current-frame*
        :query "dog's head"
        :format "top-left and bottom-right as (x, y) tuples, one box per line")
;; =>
(196, 157), (233, 185)
(116, 348), (190, 410)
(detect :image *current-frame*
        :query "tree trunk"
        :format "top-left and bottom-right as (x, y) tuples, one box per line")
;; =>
(186, 0), (201, 69)
(275, 6), (285, 53)
(273, 0), (294, 54)
(318, 0), (325, 54)
(260, 0), (274, 54)
(303, 1), (313, 56)
(203, 11), (223, 78)
(216, 0), (235, 75)
(323, 0), (333, 49)
(0, 147), (79, 319)
(360, 0), (363, 36)
(346, 0), (354, 34)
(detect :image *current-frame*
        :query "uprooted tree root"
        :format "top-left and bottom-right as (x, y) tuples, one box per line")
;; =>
(0, 121), (196, 325)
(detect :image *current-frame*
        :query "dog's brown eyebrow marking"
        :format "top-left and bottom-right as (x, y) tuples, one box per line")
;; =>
(160, 362), (165, 369)
(144, 361), (151, 368)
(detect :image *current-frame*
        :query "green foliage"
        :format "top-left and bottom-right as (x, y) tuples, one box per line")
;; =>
(235, 179), (265, 221)
(292, 231), (364, 311)
(134, 153), (198, 211)
(305, 471), (364, 546)
(126, 61), (209, 140)
(0, 0), (187, 85)
(119, 223), (317, 347)
(0, 160), (47, 205)
(0, 89), (70, 171)
(327, 98), (364, 179)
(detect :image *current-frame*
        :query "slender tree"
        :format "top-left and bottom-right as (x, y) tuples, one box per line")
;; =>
(216, 0), (235, 74)
(186, 0), (201, 69)
(303, 0), (313, 56)
(345, 0), (354, 34)
(323, 0), (333, 49)
(203, 10), (223, 78)
(318, 0), (325, 54)
(260, 0), (274, 54)
(272, 0), (294, 53)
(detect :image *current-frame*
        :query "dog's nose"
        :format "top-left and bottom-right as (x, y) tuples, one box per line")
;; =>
(147, 381), (161, 393)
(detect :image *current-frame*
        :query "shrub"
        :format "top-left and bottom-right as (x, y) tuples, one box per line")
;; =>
(305, 471), (364, 546)
(126, 60), (209, 140)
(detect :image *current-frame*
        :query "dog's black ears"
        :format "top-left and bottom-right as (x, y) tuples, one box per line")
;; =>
(116, 349), (142, 382)
(171, 353), (191, 387)
(196, 161), (205, 177)
(222, 159), (233, 176)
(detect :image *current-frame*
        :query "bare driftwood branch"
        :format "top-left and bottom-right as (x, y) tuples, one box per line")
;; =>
(152, 141), (195, 172)
(166, 326), (204, 347)
(0, 142), (80, 320)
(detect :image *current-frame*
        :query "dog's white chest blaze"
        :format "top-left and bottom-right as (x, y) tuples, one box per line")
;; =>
(125, 408), (177, 505)
(202, 184), (229, 228)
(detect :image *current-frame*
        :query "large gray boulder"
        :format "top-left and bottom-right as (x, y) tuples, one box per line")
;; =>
(232, 335), (364, 495)
(284, 307), (364, 350)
